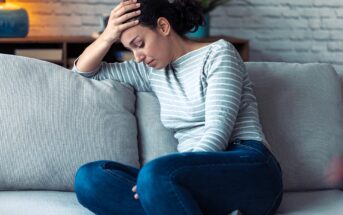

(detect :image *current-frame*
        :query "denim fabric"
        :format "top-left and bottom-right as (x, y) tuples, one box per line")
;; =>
(75, 140), (283, 215)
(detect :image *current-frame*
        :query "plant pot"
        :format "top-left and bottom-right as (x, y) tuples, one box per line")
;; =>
(186, 14), (210, 39)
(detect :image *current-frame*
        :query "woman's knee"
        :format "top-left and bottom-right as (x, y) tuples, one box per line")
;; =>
(137, 159), (163, 186)
(74, 160), (108, 204)
(136, 155), (177, 198)
(137, 152), (205, 190)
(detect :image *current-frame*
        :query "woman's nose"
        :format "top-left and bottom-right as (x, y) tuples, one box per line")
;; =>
(134, 52), (145, 63)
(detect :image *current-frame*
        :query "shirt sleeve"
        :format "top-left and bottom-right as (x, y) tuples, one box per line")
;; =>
(71, 58), (152, 92)
(192, 43), (244, 152)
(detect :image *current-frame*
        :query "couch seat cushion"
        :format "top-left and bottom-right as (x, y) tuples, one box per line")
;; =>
(0, 190), (341, 215)
(276, 189), (343, 214)
(0, 191), (93, 215)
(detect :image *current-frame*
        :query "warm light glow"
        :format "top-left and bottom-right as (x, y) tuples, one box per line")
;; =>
(0, 2), (21, 10)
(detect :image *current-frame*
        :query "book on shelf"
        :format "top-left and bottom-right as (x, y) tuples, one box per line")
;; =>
(15, 49), (63, 62)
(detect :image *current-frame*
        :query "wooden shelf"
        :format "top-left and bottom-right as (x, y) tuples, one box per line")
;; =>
(195, 35), (249, 61)
(0, 35), (249, 68)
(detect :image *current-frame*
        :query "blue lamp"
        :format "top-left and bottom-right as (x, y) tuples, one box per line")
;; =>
(0, 0), (29, 37)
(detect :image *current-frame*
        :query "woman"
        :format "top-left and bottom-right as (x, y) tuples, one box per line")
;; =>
(73, 0), (283, 214)
(326, 156), (343, 185)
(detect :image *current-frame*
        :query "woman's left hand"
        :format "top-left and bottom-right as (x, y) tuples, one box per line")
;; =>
(326, 156), (343, 184)
(132, 184), (139, 199)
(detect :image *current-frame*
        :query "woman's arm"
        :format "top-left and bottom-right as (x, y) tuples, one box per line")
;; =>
(73, 0), (151, 92)
(75, 0), (141, 73)
(73, 60), (152, 92)
(75, 35), (115, 73)
(193, 43), (245, 152)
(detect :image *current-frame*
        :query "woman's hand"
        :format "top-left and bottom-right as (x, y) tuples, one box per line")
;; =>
(132, 184), (139, 199)
(326, 156), (343, 185)
(101, 0), (141, 44)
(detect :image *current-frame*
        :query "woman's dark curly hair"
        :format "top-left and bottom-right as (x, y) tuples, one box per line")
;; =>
(136, 0), (205, 36)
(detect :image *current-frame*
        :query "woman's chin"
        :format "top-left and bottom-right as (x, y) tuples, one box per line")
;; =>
(149, 62), (165, 70)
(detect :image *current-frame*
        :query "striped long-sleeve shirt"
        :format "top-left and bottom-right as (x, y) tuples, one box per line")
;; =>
(72, 39), (269, 152)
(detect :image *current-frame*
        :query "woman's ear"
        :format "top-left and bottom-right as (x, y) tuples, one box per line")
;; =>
(156, 17), (171, 36)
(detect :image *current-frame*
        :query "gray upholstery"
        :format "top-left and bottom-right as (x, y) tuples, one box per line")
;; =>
(246, 62), (343, 191)
(0, 55), (342, 215)
(136, 62), (343, 192)
(0, 191), (93, 215)
(277, 190), (343, 214)
(0, 54), (140, 191)
(0, 190), (341, 215)
(136, 92), (178, 165)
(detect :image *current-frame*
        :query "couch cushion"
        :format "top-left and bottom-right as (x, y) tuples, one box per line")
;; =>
(0, 190), (341, 215)
(276, 190), (343, 214)
(136, 62), (343, 192)
(136, 92), (178, 164)
(246, 62), (343, 191)
(0, 191), (93, 215)
(338, 72), (343, 99)
(0, 54), (139, 191)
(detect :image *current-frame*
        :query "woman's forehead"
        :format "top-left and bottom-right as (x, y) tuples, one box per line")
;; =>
(120, 25), (154, 44)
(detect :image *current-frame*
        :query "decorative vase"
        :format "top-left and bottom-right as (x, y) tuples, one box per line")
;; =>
(186, 14), (210, 39)
(0, 5), (29, 38)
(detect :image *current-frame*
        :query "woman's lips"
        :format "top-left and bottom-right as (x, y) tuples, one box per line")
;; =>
(147, 60), (156, 67)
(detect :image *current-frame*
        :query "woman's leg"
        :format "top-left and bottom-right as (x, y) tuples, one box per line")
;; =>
(136, 140), (283, 215)
(74, 160), (146, 215)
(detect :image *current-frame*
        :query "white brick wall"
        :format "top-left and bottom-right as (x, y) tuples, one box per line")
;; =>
(212, 0), (343, 74)
(11, 0), (343, 73)
(12, 0), (118, 36)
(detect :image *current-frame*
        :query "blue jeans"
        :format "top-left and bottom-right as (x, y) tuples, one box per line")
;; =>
(74, 140), (283, 215)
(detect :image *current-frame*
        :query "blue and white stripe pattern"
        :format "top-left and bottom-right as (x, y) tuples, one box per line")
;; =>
(73, 39), (268, 152)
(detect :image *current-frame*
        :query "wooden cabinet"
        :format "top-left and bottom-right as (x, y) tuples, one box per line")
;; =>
(0, 36), (113, 68)
(0, 35), (249, 68)
(195, 35), (249, 61)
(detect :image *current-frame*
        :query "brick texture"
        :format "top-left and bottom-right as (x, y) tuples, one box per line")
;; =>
(212, 0), (343, 74)
(10, 0), (343, 74)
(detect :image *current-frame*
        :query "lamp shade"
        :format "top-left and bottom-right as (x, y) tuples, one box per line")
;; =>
(0, 1), (29, 37)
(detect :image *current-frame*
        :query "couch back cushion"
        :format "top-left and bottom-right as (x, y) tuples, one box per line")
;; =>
(0, 54), (139, 191)
(136, 62), (343, 191)
(136, 93), (178, 165)
(339, 72), (343, 96)
(246, 62), (343, 191)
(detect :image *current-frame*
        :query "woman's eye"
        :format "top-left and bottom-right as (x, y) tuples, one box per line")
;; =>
(136, 42), (144, 48)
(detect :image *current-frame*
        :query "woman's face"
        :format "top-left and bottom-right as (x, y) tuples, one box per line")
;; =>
(120, 24), (172, 69)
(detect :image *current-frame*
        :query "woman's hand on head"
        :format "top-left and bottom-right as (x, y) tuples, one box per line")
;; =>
(101, 0), (141, 44)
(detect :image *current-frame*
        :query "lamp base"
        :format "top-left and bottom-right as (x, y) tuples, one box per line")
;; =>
(0, 8), (29, 38)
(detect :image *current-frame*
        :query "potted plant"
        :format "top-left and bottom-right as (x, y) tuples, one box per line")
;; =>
(186, 0), (232, 39)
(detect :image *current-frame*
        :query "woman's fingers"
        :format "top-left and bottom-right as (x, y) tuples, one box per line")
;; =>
(112, 0), (137, 13)
(132, 185), (139, 199)
(114, 2), (141, 18)
(132, 185), (137, 192)
(101, 0), (140, 42)
(116, 20), (139, 32)
(134, 193), (139, 199)
(114, 10), (141, 25)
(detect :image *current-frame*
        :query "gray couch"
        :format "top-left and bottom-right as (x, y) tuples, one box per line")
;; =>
(0, 53), (342, 215)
